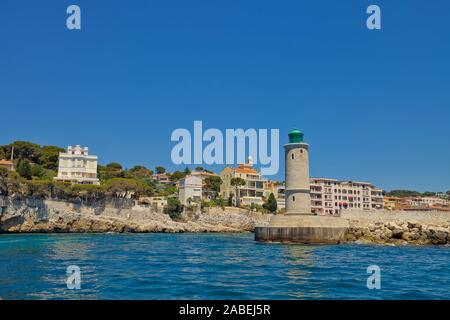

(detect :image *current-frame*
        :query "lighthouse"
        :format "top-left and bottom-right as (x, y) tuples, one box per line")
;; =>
(284, 129), (312, 215)
(254, 128), (349, 243)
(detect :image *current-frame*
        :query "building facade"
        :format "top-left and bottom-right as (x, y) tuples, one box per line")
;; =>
(275, 178), (384, 215)
(191, 171), (220, 200)
(309, 178), (384, 214)
(220, 158), (266, 206)
(178, 175), (203, 205)
(54, 145), (99, 185)
(0, 159), (14, 171)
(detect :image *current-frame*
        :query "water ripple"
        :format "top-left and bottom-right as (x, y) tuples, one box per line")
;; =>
(0, 234), (449, 300)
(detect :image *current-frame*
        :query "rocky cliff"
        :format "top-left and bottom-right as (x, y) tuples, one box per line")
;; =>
(0, 197), (271, 233)
(1, 197), (450, 245)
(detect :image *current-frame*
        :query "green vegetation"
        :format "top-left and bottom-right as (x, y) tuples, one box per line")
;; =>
(0, 141), (65, 179)
(0, 141), (178, 202)
(263, 193), (278, 213)
(155, 166), (166, 174)
(386, 190), (436, 198)
(230, 177), (246, 207)
(200, 197), (226, 209)
(163, 197), (183, 221)
(204, 176), (222, 199)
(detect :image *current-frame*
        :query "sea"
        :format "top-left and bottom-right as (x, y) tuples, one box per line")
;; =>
(0, 233), (449, 300)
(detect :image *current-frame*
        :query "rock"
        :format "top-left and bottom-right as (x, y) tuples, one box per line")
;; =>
(386, 222), (400, 231)
(382, 229), (393, 239)
(392, 228), (404, 239)
(408, 221), (422, 230)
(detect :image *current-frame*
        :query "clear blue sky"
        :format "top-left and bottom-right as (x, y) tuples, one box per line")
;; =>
(1, 0), (449, 192)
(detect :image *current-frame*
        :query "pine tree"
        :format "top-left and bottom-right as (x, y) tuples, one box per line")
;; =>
(17, 159), (32, 180)
(263, 193), (278, 213)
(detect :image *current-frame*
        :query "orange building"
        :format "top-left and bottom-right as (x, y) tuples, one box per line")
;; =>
(0, 159), (14, 171)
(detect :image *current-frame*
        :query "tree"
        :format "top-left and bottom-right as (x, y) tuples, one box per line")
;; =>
(17, 159), (32, 180)
(204, 176), (222, 199)
(228, 194), (233, 207)
(230, 177), (246, 207)
(163, 198), (183, 221)
(9, 141), (41, 163)
(105, 178), (151, 199)
(263, 193), (278, 213)
(155, 166), (166, 174)
(170, 171), (186, 182)
(106, 162), (123, 170)
(195, 166), (205, 172)
(30, 164), (45, 179)
(0, 167), (8, 196)
(162, 184), (177, 196)
(98, 164), (124, 181)
(184, 167), (191, 175)
(386, 190), (421, 198)
(39, 146), (65, 170)
(125, 165), (153, 179)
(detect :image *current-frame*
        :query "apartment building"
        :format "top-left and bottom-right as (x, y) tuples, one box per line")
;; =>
(178, 175), (203, 205)
(310, 178), (384, 214)
(54, 145), (99, 185)
(405, 197), (449, 208)
(220, 158), (266, 206)
(152, 173), (171, 184)
(191, 171), (220, 200)
(275, 178), (384, 215)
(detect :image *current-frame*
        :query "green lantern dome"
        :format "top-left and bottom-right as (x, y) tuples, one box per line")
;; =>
(288, 128), (304, 143)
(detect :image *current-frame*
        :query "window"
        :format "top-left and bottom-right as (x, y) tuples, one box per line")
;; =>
(292, 196), (295, 202)
(291, 154), (294, 160)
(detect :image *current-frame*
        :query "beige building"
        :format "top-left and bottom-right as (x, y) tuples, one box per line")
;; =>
(152, 173), (171, 184)
(274, 178), (384, 215)
(309, 178), (384, 214)
(191, 171), (220, 200)
(264, 181), (286, 210)
(139, 196), (168, 210)
(405, 196), (449, 208)
(178, 175), (203, 205)
(0, 159), (14, 171)
(220, 158), (266, 206)
(54, 145), (99, 185)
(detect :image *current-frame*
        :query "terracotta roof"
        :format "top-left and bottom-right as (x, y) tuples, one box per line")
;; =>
(234, 167), (258, 174)
(191, 171), (218, 177)
(0, 159), (13, 165)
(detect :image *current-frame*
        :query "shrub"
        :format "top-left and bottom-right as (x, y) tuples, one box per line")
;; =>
(164, 197), (183, 221)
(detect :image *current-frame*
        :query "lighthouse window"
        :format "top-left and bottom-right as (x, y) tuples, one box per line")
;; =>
(291, 153), (294, 160)
(293, 196), (295, 202)
(300, 149), (303, 153)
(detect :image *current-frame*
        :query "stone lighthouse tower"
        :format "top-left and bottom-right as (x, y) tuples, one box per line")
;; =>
(285, 129), (311, 215)
(254, 128), (349, 243)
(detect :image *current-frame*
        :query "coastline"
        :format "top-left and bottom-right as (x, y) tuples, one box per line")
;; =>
(1, 197), (449, 245)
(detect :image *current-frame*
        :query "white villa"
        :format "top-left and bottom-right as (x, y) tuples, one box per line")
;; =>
(54, 145), (100, 185)
(178, 175), (203, 205)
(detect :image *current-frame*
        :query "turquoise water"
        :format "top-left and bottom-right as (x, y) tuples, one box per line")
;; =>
(0, 233), (449, 300)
